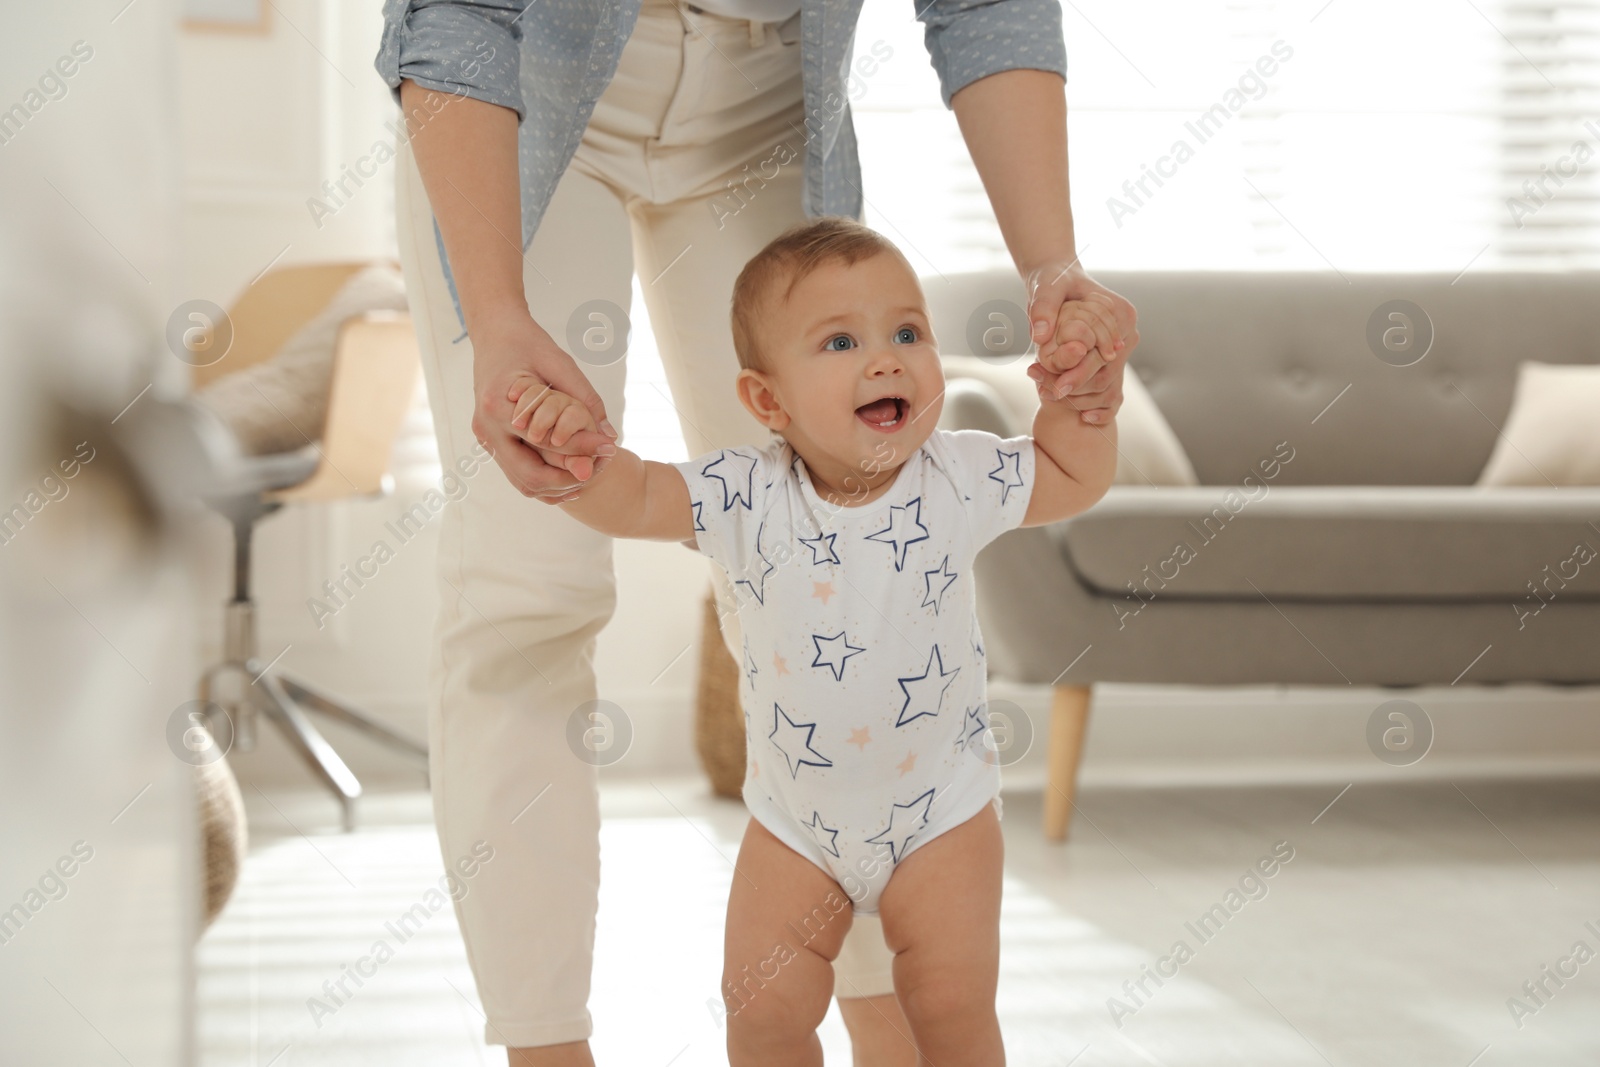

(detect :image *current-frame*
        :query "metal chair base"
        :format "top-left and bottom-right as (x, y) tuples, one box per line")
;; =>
(200, 603), (428, 833)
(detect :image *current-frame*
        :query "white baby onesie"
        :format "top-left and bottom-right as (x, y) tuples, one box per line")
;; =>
(673, 427), (1036, 914)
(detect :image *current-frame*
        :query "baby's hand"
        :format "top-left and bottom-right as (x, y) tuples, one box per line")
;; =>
(510, 379), (602, 483)
(1035, 297), (1120, 380)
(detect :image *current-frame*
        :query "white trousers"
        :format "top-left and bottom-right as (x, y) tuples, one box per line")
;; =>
(394, 0), (896, 1047)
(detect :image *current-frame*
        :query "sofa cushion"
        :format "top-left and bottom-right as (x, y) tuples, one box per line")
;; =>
(1476, 362), (1600, 486)
(1054, 486), (1600, 602)
(940, 354), (1198, 487)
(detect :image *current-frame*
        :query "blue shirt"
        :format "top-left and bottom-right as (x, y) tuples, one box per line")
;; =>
(374, 0), (1068, 333)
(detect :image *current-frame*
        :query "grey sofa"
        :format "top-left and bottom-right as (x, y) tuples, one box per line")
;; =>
(930, 270), (1600, 840)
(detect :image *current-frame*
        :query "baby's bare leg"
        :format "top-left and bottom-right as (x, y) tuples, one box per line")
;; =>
(723, 817), (855, 1067)
(877, 802), (1005, 1065)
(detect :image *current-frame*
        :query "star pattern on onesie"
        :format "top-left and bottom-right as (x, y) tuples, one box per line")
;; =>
(734, 520), (775, 606)
(865, 787), (936, 864)
(675, 431), (1034, 899)
(701, 449), (760, 511)
(955, 703), (990, 757)
(769, 702), (833, 778)
(988, 448), (1025, 505)
(798, 530), (841, 565)
(810, 630), (865, 681)
(807, 810), (842, 858)
(864, 496), (929, 571)
(921, 554), (959, 615)
(894, 643), (960, 727)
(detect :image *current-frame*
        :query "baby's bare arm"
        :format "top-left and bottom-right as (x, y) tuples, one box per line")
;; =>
(511, 382), (695, 540)
(1020, 388), (1118, 528)
(555, 447), (696, 542)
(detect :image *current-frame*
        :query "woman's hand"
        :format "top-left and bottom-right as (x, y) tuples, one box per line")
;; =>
(470, 308), (618, 503)
(1022, 261), (1139, 424)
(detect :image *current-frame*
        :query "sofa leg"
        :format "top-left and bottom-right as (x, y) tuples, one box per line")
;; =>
(1044, 684), (1092, 842)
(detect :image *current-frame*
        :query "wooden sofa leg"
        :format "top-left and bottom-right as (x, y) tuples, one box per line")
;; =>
(1043, 684), (1092, 842)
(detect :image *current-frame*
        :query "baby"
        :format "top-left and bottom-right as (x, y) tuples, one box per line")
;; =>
(512, 217), (1118, 1065)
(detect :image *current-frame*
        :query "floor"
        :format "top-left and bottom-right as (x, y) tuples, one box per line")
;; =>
(197, 774), (1600, 1067)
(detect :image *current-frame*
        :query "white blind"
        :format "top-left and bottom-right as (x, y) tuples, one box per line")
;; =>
(1494, 1), (1600, 261)
(850, 0), (1600, 275)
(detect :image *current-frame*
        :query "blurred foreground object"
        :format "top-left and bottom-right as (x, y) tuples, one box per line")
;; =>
(0, 1), (198, 1062)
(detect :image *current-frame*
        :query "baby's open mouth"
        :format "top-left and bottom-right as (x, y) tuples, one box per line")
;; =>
(855, 396), (908, 432)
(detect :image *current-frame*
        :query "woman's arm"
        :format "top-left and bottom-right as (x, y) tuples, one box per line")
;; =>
(378, 0), (617, 498)
(399, 83), (526, 337)
(398, 80), (617, 500)
(949, 68), (1140, 409)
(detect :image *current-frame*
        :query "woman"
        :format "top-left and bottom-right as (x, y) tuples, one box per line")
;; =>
(375, 1), (1137, 1063)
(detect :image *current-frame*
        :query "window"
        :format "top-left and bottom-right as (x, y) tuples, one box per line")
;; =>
(850, 0), (1600, 274)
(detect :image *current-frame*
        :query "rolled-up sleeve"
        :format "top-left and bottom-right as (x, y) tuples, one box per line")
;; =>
(916, 0), (1069, 109)
(374, 0), (528, 120)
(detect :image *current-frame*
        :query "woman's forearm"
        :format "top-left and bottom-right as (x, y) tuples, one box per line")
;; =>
(950, 68), (1076, 275)
(399, 79), (528, 334)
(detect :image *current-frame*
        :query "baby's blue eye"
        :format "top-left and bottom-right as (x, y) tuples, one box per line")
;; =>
(895, 327), (918, 344)
(826, 335), (854, 351)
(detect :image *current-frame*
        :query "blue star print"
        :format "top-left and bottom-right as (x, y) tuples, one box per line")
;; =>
(798, 530), (841, 565)
(690, 500), (705, 532)
(702, 449), (759, 511)
(743, 638), (758, 689)
(810, 630), (865, 681)
(769, 703), (833, 778)
(921, 554), (959, 615)
(956, 703), (992, 758)
(988, 448), (1025, 505)
(894, 643), (961, 727)
(807, 810), (842, 858)
(733, 520), (775, 606)
(865, 788), (936, 864)
(864, 496), (929, 571)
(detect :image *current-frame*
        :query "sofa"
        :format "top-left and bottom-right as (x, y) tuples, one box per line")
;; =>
(931, 270), (1600, 840)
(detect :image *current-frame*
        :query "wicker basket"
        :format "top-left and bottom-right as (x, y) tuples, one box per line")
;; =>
(194, 752), (247, 933)
(694, 589), (747, 798)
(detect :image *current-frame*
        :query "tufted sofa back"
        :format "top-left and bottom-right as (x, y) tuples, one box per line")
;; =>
(925, 270), (1599, 487)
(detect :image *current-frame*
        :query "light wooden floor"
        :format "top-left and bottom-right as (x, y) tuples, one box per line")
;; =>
(197, 774), (1600, 1066)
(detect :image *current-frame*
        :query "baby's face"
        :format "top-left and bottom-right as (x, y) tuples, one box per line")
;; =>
(739, 252), (944, 488)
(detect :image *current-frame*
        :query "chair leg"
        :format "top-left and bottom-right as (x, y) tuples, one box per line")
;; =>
(1044, 684), (1092, 842)
(278, 671), (429, 764)
(252, 665), (362, 832)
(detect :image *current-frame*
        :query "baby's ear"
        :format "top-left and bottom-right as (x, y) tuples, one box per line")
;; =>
(735, 368), (789, 431)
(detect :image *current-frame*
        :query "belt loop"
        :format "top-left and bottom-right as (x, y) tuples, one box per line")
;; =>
(748, 19), (765, 48)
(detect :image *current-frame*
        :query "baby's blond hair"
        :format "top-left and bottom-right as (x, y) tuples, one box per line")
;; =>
(730, 216), (909, 373)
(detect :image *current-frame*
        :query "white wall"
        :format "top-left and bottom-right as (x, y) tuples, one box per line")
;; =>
(178, 0), (396, 302)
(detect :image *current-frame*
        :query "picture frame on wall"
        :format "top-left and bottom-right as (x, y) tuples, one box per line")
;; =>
(183, 0), (269, 33)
